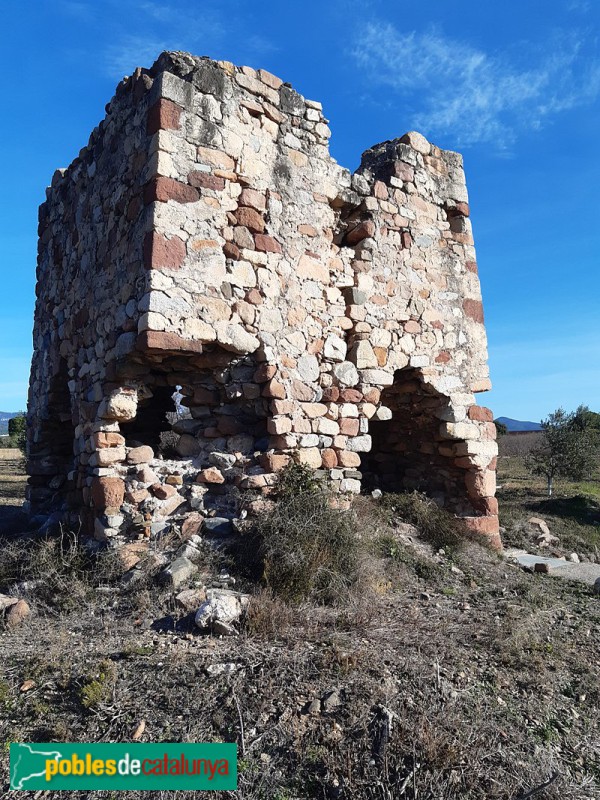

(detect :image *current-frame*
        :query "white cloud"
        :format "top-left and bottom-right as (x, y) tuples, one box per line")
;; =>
(104, 35), (173, 78)
(567, 0), (591, 12)
(95, 1), (277, 79)
(352, 24), (600, 148)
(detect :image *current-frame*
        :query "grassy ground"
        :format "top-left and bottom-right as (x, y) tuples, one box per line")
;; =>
(497, 454), (600, 557)
(1, 457), (599, 799)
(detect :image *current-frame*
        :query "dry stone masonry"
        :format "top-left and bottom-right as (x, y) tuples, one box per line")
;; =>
(27, 51), (500, 549)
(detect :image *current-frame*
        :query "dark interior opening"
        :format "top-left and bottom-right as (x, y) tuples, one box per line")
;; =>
(361, 368), (468, 511)
(120, 382), (183, 455)
(28, 356), (76, 510)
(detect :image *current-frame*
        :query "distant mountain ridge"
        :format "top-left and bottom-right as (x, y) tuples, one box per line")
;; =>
(496, 416), (542, 432)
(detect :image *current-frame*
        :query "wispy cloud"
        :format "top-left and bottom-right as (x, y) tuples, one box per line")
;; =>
(62, 0), (278, 79)
(567, 0), (591, 12)
(104, 35), (173, 77)
(352, 24), (600, 149)
(99, 1), (227, 78)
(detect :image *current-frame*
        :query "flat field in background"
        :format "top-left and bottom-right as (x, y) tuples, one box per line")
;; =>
(0, 449), (25, 505)
(496, 433), (600, 555)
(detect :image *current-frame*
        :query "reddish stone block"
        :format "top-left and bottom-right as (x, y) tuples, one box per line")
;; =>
(144, 177), (199, 205)
(466, 261), (478, 273)
(151, 483), (177, 500)
(339, 388), (362, 403)
(482, 422), (497, 441)
(462, 515), (499, 534)
(463, 298), (484, 323)
(362, 388), (381, 404)
(262, 379), (286, 399)
(235, 206), (265, 233)
(401, 231), (413, 249)
(125, 488), (150, 504)
(136, 331), (204, 353)
(93, 432), (125, 449)
(127, 445), (155, 464)
(321, 448), (338, 468)
(336, 450), (361, 468)
(467, 405), (494, 422)
(188, 171), (226, 191)
(339, 418), (360, 436)
(196, 467), (225, 484)
(404, 320), (421, 334)
(259, 453), (291, 472)
(147, 99), (183, 135)
(373, 180), (388, 199)
(223, 241), (241, 260)
(289, 380), (313, 401)
(322, 386), (340, 402)
(298, 224), (318, 237)
(392, 162), (414, 182)
(246, 288), (263, 305)
(91, 477), (125, 509)
(182, 512), (204, 539)
(345, 220), (375, 246)
(462, 515), (501, 550)
(239, 187), (266, 210)
(143, 232), (186, 270)
(373, 347), (387, 366)
(254, 364), (277, 382)
(465, 469), (496, 498)
(477, 497), (498, 515)
(254, 234), (282, 253)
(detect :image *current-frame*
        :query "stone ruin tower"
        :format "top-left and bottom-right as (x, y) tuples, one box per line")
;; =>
(27, 51), (500, 548)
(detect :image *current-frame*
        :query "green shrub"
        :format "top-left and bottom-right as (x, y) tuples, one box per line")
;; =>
(245, 463), (361, 604)
(7, 414), (26, 453)
(79, 659), (117, 709)
(381, 491), (466, 552)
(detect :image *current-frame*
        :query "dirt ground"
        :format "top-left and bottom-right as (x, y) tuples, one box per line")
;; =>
(1, 454), (599, 799)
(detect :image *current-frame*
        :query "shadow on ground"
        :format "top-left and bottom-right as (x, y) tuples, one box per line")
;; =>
(526, 494), (600, 526)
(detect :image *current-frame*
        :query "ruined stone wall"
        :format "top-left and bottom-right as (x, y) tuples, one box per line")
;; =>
(28, 51), (499, 548)
(28, 74), (155, 514)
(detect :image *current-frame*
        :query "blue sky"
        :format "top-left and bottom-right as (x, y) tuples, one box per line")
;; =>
(2, 0), (599, 421)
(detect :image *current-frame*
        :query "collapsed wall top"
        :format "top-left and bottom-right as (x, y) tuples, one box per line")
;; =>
(28, 51), (500, 548)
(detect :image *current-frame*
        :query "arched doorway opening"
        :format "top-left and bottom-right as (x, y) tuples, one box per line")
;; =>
(361, 368), (473, 515)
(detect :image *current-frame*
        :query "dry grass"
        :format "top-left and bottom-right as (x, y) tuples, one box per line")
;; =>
(1, 454), (600, 798)
(0, 450), (25, 501)
(0, 450), (28, 537)
(0, 448), (23, 460)
(1, 533), (599, 799)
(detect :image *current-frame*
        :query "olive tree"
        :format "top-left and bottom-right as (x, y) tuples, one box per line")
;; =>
(526, 408), (597, 496)
(8, 414), (26, 453)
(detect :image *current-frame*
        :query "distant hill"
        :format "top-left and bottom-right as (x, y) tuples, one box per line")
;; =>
(0, 412), (23, 436)
(496, 416), (542, 432)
